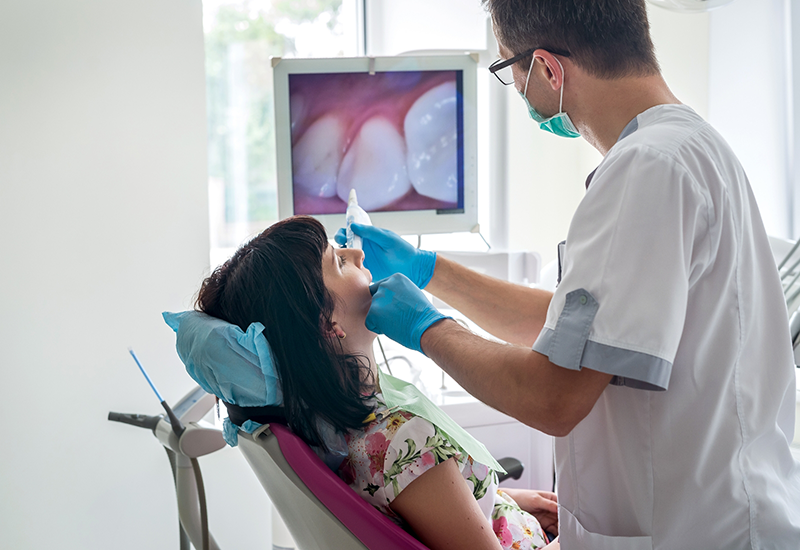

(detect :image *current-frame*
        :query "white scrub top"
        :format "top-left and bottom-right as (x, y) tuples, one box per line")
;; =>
(532, 104), (800, 549)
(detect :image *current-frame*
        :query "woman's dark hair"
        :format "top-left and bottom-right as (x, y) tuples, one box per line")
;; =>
(484, 0), (660, 79)
(196, 216), (375, 449)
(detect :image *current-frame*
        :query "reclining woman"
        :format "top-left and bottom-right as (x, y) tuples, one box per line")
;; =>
(192, 216), (559, 550)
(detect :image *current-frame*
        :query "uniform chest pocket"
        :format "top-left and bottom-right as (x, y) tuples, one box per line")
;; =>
(560, 506), (652, 550)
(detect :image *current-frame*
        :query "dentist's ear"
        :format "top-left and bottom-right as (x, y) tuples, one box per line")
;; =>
(533, 49), (565, 91)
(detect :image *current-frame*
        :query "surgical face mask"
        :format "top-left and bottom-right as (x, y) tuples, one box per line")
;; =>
(520, 56), (580, 138)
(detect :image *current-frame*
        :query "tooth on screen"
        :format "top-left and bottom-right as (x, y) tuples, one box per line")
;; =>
(404, 81), (459, 203)
(292, 115), (344, 198)
(337, 117), (411, 210)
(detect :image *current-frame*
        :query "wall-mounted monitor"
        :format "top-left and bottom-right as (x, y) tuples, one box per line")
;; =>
(272, 54), (478, 237)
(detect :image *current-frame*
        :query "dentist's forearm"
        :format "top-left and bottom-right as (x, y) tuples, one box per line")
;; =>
(420, 319), (612, 437)
(424, 255), (552, 347)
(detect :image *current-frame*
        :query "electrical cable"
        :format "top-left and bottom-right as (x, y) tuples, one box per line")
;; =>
(165, 448), (191, 550)
(376, 336), (392, 375)
(478, 231), (492, 250)
(380, 355), (415, 370)
(191, 457), (209, 550)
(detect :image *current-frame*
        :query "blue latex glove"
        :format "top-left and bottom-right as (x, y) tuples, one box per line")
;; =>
(366, 273), (450, 354)
(334, 224), (437, 288)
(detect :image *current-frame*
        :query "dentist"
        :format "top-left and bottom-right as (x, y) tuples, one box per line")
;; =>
(343, 0), (800, 548)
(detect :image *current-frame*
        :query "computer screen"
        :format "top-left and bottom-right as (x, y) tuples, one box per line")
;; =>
(272, 55), (478, 236)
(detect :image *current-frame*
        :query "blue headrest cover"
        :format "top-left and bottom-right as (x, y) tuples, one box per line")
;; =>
(162, 311), (283, 408)
(163, 310), (347, 463)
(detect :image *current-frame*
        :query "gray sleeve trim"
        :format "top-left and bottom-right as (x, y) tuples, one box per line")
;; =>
(532, 288), (671, 391)
(533, 327), (672, 391)
(542, 289), (599, 370)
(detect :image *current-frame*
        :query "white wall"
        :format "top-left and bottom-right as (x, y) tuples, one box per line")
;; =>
(0, 1), (269, 548)
(709, 0), (792, 238)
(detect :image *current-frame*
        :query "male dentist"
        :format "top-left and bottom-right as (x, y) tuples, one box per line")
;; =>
(342, 0), (800, 548)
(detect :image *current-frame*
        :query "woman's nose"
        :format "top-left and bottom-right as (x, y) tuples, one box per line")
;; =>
(350, 248), (365, 267)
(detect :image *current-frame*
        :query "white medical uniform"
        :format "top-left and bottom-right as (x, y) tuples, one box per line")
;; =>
(532, 104), (800, 549)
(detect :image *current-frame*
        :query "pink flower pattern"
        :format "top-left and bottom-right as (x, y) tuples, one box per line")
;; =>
(495, 516), (514, 546)
(365, 432), (389, 477)
(337, 394), (547, 549)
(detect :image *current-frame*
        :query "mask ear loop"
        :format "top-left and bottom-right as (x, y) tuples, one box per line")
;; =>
(525, 54), (566, 114)
(554, 57), (566, 113)
(523, 54), (535, 97)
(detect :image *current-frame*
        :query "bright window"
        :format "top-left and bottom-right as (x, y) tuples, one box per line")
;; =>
(203, 0), (360, 262)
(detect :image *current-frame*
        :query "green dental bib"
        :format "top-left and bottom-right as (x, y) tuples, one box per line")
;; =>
(378, 371), (506, 474)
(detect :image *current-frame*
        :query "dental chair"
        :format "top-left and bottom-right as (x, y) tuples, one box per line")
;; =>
(158, 311), (524, 550)
(109, 380), (430, 550)
(237, 421), (429, 550)
(238, 420), (526, 550)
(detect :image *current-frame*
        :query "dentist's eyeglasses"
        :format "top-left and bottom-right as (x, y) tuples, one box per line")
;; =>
(488, 47), (571, 86)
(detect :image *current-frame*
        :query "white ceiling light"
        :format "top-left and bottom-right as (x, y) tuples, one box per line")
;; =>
(647, 0), (736, 13)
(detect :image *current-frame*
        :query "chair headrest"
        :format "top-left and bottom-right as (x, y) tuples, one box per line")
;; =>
(163, 310), (346, 457)
(162, 310), (282, 408)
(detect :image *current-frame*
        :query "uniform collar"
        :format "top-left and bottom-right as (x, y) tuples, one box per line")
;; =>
(617, 116), (639, 142)
(585, 115), (641, 190)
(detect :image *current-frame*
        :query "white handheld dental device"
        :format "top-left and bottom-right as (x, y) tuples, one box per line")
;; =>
(345, 189), (372, 250)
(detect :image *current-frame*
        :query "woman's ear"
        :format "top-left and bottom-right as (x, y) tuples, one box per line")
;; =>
(324, 321), (347, 340)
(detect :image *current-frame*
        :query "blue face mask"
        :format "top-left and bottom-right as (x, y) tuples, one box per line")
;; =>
(520, 56), (580, 138)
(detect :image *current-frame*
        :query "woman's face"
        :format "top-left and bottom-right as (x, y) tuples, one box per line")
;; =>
(321, 244), (374, 341)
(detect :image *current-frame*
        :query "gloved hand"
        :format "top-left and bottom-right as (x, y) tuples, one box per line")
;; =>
(366, 273), (450, 354)
(334, 224), (437, 288)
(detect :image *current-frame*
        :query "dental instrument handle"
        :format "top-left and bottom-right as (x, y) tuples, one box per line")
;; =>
(107, 411), (163, 432)
(162, 400), (186, 437)
(128, 348), (185, 436)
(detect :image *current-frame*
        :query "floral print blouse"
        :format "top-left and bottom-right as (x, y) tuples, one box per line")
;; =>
(336, 394), (548, 550)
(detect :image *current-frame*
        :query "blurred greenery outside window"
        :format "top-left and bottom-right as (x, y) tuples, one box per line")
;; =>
(204, 0), (358, 255)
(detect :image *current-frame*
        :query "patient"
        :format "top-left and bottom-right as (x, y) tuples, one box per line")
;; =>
(195, 216), (559, 550)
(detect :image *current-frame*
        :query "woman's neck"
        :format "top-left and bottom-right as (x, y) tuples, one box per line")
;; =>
(341, 335), (379, 387)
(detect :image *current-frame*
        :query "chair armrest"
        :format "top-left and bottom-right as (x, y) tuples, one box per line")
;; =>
(496, 457), (524, 483)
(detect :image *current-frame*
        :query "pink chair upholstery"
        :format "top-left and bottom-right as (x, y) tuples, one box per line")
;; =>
(237, 422), (430, 550)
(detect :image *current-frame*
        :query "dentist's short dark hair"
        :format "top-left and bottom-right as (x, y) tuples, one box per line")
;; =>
(484, 0), (660, 79)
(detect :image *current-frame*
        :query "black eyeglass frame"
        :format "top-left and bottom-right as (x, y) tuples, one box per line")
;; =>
(488, 47), (571, 85)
